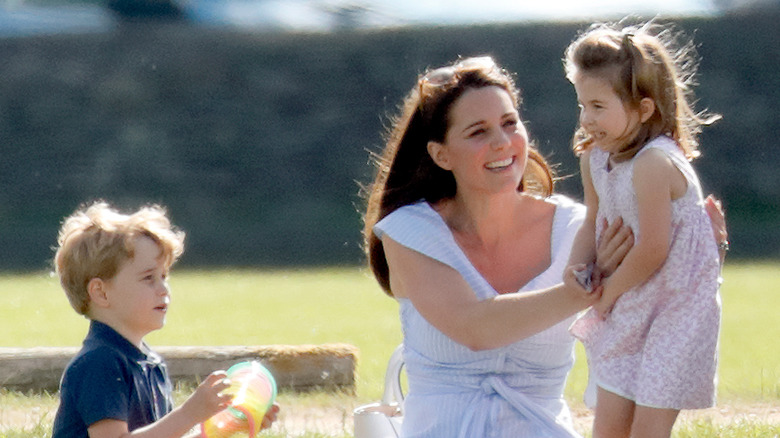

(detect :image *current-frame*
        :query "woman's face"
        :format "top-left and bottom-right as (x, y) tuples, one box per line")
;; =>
(427, 86), (528, 195)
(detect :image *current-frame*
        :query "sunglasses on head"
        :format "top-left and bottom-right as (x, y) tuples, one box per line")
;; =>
(418, 56), (497, 107)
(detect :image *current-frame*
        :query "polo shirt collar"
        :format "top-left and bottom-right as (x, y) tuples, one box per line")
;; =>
(84, 320), (163, 365)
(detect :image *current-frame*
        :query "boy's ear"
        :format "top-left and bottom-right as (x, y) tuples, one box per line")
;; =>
(639, 97), (656, 123)
(427, 141), (452, 171)
(87, 278), (110, 308)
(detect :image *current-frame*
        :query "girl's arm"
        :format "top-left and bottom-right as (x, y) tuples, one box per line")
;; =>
(592, 216), (634, 284)
(382, 235), (599, 351)
(595, 149), (678, 316)
(567, 149), (599, 267)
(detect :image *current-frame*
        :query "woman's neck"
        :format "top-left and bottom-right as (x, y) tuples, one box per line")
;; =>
(437, 190), (531, 248)
(434, 190), (555, 293)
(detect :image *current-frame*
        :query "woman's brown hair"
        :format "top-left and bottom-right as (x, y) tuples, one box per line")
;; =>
(362, 56), (555, 295)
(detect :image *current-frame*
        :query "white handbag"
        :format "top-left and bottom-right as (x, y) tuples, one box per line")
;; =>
(353, 345), (405, 438)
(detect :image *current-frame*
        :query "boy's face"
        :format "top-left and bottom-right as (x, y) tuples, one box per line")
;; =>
(102, 235), (170, 346)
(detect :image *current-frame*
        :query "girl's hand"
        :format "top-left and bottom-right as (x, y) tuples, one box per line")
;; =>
(593, 297), (615, 320)
(593, 217), (634, 287)
(592, 283), (618, 320)
(180, 371), (233, 424)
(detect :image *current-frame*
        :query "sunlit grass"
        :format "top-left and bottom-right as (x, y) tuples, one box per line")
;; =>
(0, 389), (57, 438)
(0, 267), (403, 400)
(716, 262), (780, 401)
(0, 262), (777, 436)
(673, 420), (780, 438)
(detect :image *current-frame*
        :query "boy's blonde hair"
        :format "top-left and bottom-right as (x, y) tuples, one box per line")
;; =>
(54, 201), (185, 316)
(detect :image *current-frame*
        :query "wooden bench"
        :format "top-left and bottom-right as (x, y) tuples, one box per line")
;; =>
(0, 344), (358, 393)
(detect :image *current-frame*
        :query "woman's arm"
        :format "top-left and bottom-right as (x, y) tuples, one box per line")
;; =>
(382, 235), (599, 351)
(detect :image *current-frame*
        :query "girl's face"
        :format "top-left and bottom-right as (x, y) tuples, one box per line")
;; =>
(427, 86), (528, 195)
(573, 71), (643, 154)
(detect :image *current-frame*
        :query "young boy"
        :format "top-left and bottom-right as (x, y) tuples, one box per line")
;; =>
(52, 201), (242, 438)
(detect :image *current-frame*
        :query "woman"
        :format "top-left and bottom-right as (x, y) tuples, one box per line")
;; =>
(362, 56), (726, 437)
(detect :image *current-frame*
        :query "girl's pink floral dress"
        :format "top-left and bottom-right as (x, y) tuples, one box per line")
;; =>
(571, 135), (721, 409)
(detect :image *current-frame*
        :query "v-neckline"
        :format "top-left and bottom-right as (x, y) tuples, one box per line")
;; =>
(425, 198), (561, 296)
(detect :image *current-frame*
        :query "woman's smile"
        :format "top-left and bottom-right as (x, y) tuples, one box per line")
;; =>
(485, 156), (515, 170)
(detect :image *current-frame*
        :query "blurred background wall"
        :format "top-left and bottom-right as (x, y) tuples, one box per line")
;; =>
(0, 4), (777, 270)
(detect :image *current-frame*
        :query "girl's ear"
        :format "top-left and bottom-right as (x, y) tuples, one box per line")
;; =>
(427, 141), (453, 171)
(87, 278), (110, 308)
(639, 97), (656, 123)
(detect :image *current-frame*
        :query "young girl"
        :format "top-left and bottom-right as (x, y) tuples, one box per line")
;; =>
(563, 22), (723, 438)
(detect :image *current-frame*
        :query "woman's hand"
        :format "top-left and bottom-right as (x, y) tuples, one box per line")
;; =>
(704, 195), (728, 261)
(592, 217), (634, 288)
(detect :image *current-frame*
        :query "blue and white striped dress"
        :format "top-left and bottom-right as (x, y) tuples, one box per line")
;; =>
(374, 195), (585, 438)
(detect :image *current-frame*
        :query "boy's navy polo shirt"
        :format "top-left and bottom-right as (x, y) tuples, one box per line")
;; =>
(52, 320), (174, 438)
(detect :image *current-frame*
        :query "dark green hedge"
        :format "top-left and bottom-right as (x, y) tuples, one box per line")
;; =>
(0, 11), (777, 270)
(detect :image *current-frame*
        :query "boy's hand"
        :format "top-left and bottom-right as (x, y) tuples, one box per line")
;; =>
(260, 403), (280, 430)
(180, 371), (233, 424)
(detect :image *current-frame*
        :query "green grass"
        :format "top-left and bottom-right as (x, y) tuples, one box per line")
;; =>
(157, 267), (404, 399)
(0, 262), (778, 437)
(673, 420), (780, 438)
(716, 262), (780, 400)
(0, 267), (403, 400)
